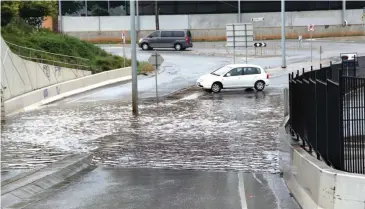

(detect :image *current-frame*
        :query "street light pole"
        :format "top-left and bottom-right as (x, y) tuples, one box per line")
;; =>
(130, 0), (138, 115)
(281, 0), (286, 68)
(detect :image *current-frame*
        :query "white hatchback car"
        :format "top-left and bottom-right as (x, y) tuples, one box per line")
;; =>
(196, 64), (270, 93)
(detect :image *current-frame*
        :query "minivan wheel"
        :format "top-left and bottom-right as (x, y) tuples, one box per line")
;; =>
(211, 82), (222, 93)
(141, 43), (149, 51)
(254, 81), (265, 91)
(174, 44), (182, 51)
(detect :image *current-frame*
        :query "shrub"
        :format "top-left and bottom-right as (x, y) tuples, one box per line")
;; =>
(1, 18), (131, 73)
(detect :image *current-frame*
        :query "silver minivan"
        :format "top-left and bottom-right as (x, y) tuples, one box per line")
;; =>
(138, 30), (193, 51)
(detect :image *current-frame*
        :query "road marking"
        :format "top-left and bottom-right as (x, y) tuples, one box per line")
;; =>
(238, 173), (248, 209)
(253, 173), (263, 185)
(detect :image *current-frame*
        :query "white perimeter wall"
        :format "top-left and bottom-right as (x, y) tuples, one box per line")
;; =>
(61, 9), (364, 32)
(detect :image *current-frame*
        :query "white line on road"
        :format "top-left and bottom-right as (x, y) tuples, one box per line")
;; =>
(253, 173), (263, 185)
(238, 173), (248, 209)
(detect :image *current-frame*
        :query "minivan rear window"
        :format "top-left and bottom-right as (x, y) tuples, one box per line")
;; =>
(172, 31), (184, 37)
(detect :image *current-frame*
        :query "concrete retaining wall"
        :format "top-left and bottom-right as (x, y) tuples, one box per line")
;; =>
(1, 37), (92, 101)
(61, 9), (365, 41)
(4, 66), (131, 115)
(279, 118), (365, 209)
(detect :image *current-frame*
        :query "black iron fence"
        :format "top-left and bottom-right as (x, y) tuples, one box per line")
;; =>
(289, 59), (365, 174)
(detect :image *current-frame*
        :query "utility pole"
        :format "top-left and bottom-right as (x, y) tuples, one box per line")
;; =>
(342, 0), (346, 25)
(130, 0), (138, 115)
(155, 0), (159, 30)
(281, 0), (286, 68)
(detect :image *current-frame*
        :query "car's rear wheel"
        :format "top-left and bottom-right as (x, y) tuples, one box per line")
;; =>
(141, 43), (149, 51)
(254, 81), (265, 91)
(211, 82), (222, 93)
(174, 44), (182, 51)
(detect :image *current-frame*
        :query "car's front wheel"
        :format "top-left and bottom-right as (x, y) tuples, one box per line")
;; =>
(141, 43), (149, 51)
(254, 81), (265, 91)
(211, 82), (222, 93)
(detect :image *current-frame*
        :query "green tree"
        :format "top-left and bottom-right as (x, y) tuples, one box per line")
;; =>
(0, 1), (20, 26)
(18, 1), (57, 27)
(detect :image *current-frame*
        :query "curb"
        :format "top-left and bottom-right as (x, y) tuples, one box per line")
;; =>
(1, 154), (94, 209)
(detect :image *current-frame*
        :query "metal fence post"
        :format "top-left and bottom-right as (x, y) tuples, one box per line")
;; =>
(284, 88), (289, 117)
(1, 88), (5, 125)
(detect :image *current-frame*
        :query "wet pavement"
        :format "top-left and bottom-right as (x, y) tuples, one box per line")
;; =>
(23, 167), (300, 209)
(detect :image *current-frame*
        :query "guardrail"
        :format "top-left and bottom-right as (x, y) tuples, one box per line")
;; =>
(4, 40), (91, 71)
(289, 57), (365, 174)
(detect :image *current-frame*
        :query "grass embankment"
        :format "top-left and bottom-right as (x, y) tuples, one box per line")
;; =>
(1, 19), (153, 74)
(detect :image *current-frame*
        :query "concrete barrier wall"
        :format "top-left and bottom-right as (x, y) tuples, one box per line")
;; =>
(61, 9), (364, 41)
(279, 120), (365, 209)
(1, 37), (91, 101)
(4, 67), (131, 115)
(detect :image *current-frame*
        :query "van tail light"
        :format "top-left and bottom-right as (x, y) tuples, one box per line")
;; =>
(267, 74), (270, 79)
(185, 36), (189, 44)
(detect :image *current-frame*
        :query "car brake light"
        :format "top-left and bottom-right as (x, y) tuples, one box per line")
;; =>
(185, 36), (189, 44)
(267, 74), (270, 79)
(342, 56), (348, 60)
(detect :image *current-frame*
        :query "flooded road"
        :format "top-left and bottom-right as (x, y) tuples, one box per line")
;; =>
(2, 87), (283, 173)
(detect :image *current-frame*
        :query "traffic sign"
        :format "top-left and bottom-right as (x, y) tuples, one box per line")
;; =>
(308, 24), (315, 32)
(254, 42), (266, 47)
(148, 53), (164, 66)
(298, 35), (303, 42)
(251, 17), (264, 22)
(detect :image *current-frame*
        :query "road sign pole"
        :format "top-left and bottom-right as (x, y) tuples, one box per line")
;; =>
(155, 50), (159, 104)
(130, 0), (138, 116)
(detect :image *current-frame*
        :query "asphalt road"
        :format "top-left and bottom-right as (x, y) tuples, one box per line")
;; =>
(3, 40), (365, 208)
(24, 167), (300, 209)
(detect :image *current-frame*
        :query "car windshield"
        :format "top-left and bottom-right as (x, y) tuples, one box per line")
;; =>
(211, 66), (233, 76)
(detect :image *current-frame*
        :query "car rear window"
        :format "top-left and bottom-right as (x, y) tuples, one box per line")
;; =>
(172, 31), (185, 37)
